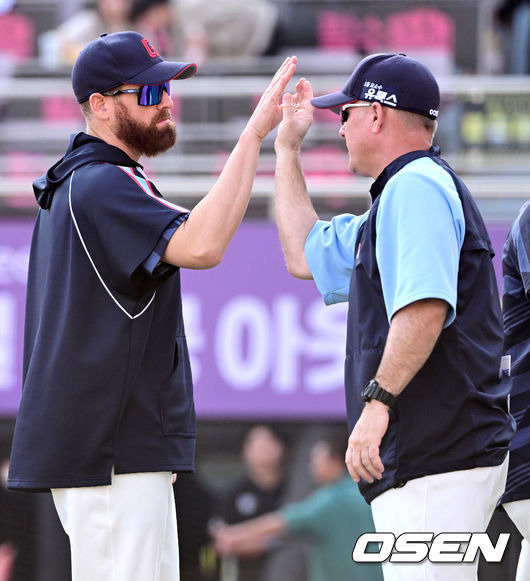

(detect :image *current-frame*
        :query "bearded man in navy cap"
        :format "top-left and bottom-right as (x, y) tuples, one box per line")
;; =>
(273, 53), (514, 581)
(7, 31), (296, 581)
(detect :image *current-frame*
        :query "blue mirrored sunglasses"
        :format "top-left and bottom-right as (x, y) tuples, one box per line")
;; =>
(103, 82), (170, 106)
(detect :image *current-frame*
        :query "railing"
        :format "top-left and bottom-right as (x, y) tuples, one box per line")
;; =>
(2, 72), (530, 98)
(1, 71), (528, 220)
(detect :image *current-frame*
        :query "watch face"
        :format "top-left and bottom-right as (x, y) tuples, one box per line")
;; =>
(362, 380), (395, 407)
(362, 380), (377, 397)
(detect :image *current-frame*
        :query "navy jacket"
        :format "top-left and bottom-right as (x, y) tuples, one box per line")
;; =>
(345, 149), (514, 503)
(501, 201), (530, 504)
(8, 133), (196, 491)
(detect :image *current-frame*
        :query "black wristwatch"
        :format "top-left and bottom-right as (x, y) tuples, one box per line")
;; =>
(361, 379), (396, 408)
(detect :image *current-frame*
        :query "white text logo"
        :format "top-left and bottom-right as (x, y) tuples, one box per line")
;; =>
(352, 532), (510, 563)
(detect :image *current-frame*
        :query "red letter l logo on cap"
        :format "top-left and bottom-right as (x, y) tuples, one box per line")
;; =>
(142, 38), (160, 58)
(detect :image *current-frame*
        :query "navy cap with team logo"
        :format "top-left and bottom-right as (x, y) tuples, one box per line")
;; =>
(311, 53), (440, 120)
(72, 30), (197, 103)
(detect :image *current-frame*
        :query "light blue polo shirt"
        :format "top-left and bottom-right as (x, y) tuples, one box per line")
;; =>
(305, 157), (466, 326)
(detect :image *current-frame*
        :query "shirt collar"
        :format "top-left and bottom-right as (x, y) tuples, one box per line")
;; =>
(369, 146), (441, 203)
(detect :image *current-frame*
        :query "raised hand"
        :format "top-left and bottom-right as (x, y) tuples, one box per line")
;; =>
(246, 56), (297, 141)
(276, 77), (315, 151)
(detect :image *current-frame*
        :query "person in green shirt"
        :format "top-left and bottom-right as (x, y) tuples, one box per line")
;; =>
(212, 434), (383, 581)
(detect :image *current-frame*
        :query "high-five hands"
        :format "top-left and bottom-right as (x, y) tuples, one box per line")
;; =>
(246, 56), (298, 141)
(276, 77), (315, 151)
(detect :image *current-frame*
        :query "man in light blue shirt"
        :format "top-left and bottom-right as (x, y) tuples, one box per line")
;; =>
(306, 159), (465, 321)
(272, 53), (513, 581)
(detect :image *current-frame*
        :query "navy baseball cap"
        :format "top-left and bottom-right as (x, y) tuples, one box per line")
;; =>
(311, 53), (440, 120)
(72, 31), (197, 103)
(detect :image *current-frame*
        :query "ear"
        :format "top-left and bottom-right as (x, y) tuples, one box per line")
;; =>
(89, 93), (111, 120)
(370, 102), (385, 134)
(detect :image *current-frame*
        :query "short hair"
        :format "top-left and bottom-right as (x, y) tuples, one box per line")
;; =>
(396, 108), (438, 135)
(319, 432), (348, 462)
(80, 100), (91, 119)
(132, 0), (170, 21)
(243, 424), (288, 448)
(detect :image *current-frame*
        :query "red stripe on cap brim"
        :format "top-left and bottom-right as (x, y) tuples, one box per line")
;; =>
(127, 61), (198, 86)
(173, 63), (197, 79)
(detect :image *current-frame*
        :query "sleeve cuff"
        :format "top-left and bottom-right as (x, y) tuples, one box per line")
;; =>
(142, 213), (189, 277)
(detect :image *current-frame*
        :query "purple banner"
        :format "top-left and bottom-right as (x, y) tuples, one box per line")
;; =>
(182, 222), (348, 419)
(488, 223), (511, 290)
(0, 219), (32, 416)
(0, 218), (512, 419)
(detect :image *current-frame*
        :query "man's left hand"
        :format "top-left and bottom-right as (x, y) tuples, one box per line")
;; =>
(346, 401), (389, 483)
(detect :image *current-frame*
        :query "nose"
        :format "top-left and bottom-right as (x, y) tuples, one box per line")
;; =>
(159, 88), (173, 109)
(339, 124), (346, 139)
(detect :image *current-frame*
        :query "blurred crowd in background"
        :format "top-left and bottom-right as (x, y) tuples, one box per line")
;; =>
(0, 0), (527, 71)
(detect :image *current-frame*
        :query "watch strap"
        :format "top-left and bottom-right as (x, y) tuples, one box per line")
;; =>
(362, 379), (396, 408)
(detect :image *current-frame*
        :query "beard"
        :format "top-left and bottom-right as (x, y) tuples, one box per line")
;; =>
(114, 101), (177, 157)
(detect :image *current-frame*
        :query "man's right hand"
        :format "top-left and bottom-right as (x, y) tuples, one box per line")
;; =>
(273, 78), (318, 280)
(245, 56), (297, 142)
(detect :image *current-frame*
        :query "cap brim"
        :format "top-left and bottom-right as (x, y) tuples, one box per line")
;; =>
(311, 91), (359, 111)
(127, 61), (197, 86)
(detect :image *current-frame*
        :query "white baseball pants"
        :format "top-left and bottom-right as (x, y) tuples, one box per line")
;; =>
(52, 470), (179, 581)
(370, 456), (509, 581)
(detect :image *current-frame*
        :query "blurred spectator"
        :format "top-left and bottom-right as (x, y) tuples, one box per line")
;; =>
(131, 0), (177, 56)
(39, 0), (133, 66)
(0, 458), (16, 581)
(495, 0), (530, 73)
(216, 425), (287, 581)
(175, 0), (280, 64)
(0, 0), (35, 61)
(0, 0), (35, 120)
(0, 542), (16, 581)
(0, 458), (37, 581)
(212, 434), (383, 581)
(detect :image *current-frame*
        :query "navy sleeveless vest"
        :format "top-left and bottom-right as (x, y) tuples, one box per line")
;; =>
(345, 148), (514, 503)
